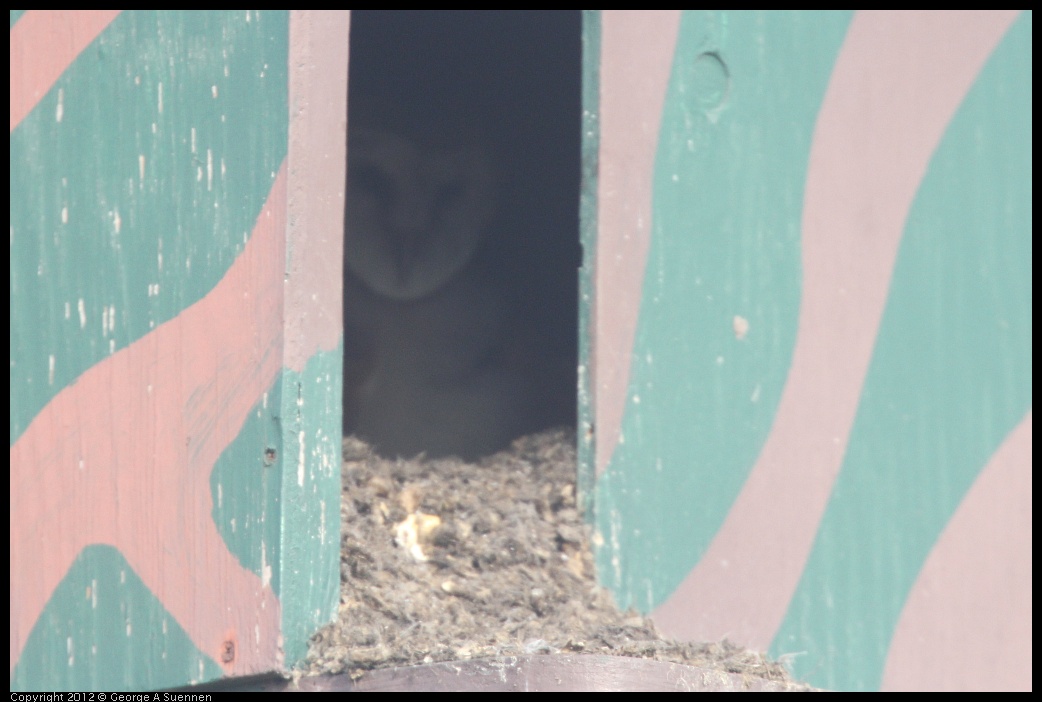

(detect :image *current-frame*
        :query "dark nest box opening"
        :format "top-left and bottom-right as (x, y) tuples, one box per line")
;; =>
(343, 11), (582, 461)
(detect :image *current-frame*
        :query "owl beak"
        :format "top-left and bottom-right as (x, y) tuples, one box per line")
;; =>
(389, 224), (420, 285)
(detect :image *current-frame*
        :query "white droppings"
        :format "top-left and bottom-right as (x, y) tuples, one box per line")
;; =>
(298, 429), (306, 487)
(158, 82), (164, 113)
(261, 543), (272, 587)
(48, 355), (55, 385)
(77, 299), (86, 328)
(61, 206), (68, 224)
(55, 88), (64, 122)
(609, 513), (623, 584)
(319, 498), (327, 543)
(733, 314), (749, 340)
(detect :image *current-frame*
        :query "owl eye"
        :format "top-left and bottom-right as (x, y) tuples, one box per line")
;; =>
(350, 163), (397, 209)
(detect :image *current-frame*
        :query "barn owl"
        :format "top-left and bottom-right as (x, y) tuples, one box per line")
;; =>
(344, 125), (496, 301)
(343, 112), (546, 460)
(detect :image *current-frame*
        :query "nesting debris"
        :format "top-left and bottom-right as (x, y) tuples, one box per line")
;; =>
(302, 429), (811, 690)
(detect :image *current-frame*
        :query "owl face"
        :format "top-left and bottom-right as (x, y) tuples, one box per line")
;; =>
(345, 126), (496, 301)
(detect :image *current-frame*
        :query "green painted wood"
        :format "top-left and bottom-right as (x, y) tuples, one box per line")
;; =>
(10, 10), (288, 445)
(10, 10), (343, 690)
(772, 12), (1032, 690)
(277, 357), (345, 668)
(576, 9), (600, 512)
(585, 10), (1031, 691)
(16, 546), (226, 690)
(593, 8), (853, 615)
